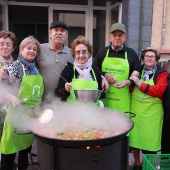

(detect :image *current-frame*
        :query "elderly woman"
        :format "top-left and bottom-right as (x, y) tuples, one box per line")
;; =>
(55, 36), (108, 102)
(0, 36), (44, 170)
(0, 31), (17, 68)
(0, 31), (19, 137)
(129, 47), (168, 170)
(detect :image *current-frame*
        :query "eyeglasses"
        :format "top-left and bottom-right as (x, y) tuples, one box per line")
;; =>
(111, 33), (124, 38)
(144, 55), (156, 60)
(0, 42), (12, 48)
(75, 50), (88, 56)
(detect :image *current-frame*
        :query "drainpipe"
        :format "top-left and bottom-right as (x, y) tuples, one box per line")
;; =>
(162, 0), (167, 49)
(139, 0), (143, 58)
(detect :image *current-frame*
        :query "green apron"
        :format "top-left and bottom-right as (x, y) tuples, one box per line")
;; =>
(102, 49), (130, 112)
(0, 63), (44, 154)
(129, 71), (163, 151)
(0, 63), (4, 138)
(67, 67), (98, 102)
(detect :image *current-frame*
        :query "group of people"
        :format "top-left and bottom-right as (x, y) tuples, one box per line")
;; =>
(0, 20), (169, 170)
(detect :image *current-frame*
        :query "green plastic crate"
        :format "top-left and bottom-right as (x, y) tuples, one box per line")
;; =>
(142, 154), (170, 170)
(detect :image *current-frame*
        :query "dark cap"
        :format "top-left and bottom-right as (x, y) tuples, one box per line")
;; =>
(110, 23), (126, 34)
(50, 21), (68, 30)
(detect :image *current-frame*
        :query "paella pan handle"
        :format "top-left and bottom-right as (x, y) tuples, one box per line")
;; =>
(124, 112), (136, 118)
(14, 128), (32, 135)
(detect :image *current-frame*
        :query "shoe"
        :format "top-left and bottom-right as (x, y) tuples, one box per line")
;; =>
(133, 165), (142, 170)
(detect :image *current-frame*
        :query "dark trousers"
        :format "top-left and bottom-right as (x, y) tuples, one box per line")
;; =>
(1, 146), (32, 170)
(141, 150), (157, 154)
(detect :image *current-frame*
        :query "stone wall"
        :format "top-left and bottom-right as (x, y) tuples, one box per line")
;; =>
(152, 0), (170, 51)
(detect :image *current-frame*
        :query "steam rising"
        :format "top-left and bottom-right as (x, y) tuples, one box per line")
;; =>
(10, 101), (132, 139)
(0, 84), (133, 139)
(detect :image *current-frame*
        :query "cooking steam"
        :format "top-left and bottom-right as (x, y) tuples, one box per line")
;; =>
(0, 84), (132, 139)
(11, 100), (132, 139)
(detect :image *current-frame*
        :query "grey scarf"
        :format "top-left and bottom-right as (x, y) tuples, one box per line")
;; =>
(142, 64), (157, 81)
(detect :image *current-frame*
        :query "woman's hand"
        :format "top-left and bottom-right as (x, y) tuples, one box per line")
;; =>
(131, 70), (140, 77)
(105, 73), (117, 85)
(9, 96), (20, 107)
(65, 82), (72, 92)
(0, 66), (8, 79)
(0, 96), (4, 104)
(130, 75), (141, 87)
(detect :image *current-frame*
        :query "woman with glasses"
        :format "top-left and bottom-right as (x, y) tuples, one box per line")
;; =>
(0, 31), (17, 68)
(55, 36), (108, 103)
(129, 47), (168, 170)
(0, 31), (19, 137)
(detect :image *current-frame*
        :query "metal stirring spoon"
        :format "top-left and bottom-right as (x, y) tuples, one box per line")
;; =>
(51, 69), (68, 83)
(51, 69), (74, 90)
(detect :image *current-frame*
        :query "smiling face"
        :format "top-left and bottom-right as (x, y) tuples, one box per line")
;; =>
(109, 30), (127, 51)
(75, 44), (90, 64)
(0, 37), (14, 59)
(143, 51), (157, 68)
(49, 27), (68, 50)
(20, 42), (38, 62)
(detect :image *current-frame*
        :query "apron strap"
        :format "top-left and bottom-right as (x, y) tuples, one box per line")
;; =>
(106, 49), (110, 58)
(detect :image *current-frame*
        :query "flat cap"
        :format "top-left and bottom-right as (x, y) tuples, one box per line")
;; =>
(110, 23), (126, 34)
(50, 21), (68, 30)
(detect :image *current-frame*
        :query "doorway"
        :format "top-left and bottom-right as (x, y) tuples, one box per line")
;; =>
(8, 5), (48, 59)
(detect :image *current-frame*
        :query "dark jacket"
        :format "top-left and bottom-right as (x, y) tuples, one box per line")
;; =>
(93, 44), (141, 77)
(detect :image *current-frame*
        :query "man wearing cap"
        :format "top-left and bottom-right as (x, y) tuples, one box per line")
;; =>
(36, 21), (74, 102)
(93, 23), (140, 113)
(36, 21), (74, 170)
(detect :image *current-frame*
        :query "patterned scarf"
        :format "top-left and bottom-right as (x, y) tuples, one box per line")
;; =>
(142, 64), (157, 81)
(17, 55), (38, 75)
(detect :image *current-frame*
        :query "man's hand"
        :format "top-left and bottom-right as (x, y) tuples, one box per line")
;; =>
(114, 80), (130, 89)
(105, 73), (117, 84)
(101, 76), (109, 93)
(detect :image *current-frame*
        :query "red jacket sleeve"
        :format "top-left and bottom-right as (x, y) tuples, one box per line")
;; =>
(139, 71), (168, 100)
